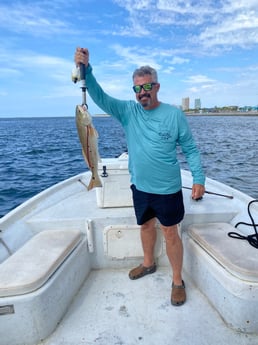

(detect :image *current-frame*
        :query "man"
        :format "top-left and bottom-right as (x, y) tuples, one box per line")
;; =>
(75, 47), (205, 306)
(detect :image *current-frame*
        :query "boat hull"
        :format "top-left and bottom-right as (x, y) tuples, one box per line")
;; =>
(0, 156), (258, 344)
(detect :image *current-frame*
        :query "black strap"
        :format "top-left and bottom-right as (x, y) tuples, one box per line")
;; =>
(228, 200), (258, 249)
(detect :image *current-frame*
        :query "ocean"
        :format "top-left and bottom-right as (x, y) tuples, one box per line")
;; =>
(0, 115), (257, 217)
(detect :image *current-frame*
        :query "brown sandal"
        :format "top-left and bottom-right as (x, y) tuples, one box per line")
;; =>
(129, 263), (156, 280)
(171, 280), (186, 306)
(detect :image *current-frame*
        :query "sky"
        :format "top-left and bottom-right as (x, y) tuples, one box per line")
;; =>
(0, 0), (258, 117)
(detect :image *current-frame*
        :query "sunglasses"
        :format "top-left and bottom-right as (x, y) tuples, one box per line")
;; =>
(132, 82), (157, 93)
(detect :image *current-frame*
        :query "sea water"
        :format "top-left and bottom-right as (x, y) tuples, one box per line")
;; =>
(0, 115), (257, 217)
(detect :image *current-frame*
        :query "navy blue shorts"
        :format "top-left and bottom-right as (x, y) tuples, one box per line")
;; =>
(130, 185), (185, 226)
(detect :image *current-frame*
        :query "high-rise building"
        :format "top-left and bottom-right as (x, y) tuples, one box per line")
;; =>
(194, 98), (201, 110)
(182, 97), (190, 111)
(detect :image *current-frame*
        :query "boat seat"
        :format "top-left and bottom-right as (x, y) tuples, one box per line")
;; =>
(0, 229), (82, 297)
(188, 222), (258, 282)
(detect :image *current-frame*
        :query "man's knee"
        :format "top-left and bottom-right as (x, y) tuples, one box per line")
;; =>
(141, 218), (156, 232)
(160, 224), (180, 242)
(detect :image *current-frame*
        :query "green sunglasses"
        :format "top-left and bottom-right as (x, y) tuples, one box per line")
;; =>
(132, 82), (157, 93)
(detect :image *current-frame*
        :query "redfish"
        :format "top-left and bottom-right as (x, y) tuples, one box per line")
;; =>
(76, 105), (102, 190)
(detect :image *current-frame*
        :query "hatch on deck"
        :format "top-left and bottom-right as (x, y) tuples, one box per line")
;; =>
(103, 224), (164, 259)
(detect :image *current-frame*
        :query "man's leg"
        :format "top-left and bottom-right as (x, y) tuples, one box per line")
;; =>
(141, 218), (157, 267)
(160, 223), (186, 305)
(159, 224), (183, 285)
(128, 218), (157, 279)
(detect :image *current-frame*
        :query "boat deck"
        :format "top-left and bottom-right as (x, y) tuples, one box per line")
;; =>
(2, 167), (258, 345)
(41, 267), (257, 345)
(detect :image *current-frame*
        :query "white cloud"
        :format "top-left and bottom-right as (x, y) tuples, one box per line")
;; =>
(0, 2), (78, 37)
(0, 67), (22, 77)
(171, 56), (189, 64)
(113, 0), (258, 51)
(0, 0), (258, 115)
(185, 74), (216, 84)
(110, 44), (162, 70)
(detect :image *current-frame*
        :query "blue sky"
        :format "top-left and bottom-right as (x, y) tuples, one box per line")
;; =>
(0, 0), (258, 117)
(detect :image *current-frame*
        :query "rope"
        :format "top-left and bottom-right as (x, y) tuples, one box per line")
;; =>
(228, 199), (258, 249)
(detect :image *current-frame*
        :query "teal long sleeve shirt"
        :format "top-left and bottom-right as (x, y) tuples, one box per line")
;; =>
(85, 65), (205, 194)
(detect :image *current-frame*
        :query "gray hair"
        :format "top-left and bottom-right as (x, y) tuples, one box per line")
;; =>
(132, 65), (158, 83)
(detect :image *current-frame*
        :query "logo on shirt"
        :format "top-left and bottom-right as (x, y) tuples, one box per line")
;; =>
(159, 131), (172, 141)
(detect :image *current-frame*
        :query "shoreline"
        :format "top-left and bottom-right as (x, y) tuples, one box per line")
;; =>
(185, 111), (258, 116)
(1, 112), (258, 119)
(93, 112), (258, 117)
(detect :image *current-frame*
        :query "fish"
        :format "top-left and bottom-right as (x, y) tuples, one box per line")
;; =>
(75, 105), (102, 190)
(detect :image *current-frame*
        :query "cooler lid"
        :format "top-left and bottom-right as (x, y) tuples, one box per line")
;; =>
(98, 153), (129, 171)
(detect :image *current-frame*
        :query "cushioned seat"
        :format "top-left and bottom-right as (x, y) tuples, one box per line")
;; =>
(0, 230), (82, 297)
(188, 222), (258, 282)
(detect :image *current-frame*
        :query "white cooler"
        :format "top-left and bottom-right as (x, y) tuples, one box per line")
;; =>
(96, 155), (133, 208)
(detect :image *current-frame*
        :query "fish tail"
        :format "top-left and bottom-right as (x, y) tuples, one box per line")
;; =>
(87, 174), (102, 191)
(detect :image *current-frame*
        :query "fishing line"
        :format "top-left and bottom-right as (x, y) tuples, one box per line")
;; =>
(182, 186), (233, 199)
(228, 199), (258, 249)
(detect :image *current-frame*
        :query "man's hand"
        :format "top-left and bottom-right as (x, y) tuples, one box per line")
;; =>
(74, 47), (89, 67)
(192, 184), (205, 200)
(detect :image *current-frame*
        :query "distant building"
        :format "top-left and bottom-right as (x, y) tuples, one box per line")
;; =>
(194, 98), (201, 110)
(182, 97), (190, 111)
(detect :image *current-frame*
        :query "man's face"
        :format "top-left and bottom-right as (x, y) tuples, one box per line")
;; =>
(133, 75), (160, 110)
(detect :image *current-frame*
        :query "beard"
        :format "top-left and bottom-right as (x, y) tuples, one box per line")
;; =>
(139, 93), (151, 108)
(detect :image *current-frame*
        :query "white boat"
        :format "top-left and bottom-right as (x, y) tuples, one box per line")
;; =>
(0, 153), (258, 345)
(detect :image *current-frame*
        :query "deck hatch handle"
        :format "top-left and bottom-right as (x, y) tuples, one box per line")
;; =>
(86, 219), (94, 253)
(0, 305), (15, 315)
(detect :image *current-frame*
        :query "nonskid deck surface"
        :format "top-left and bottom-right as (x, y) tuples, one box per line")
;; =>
(42, 268), (257, 345)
